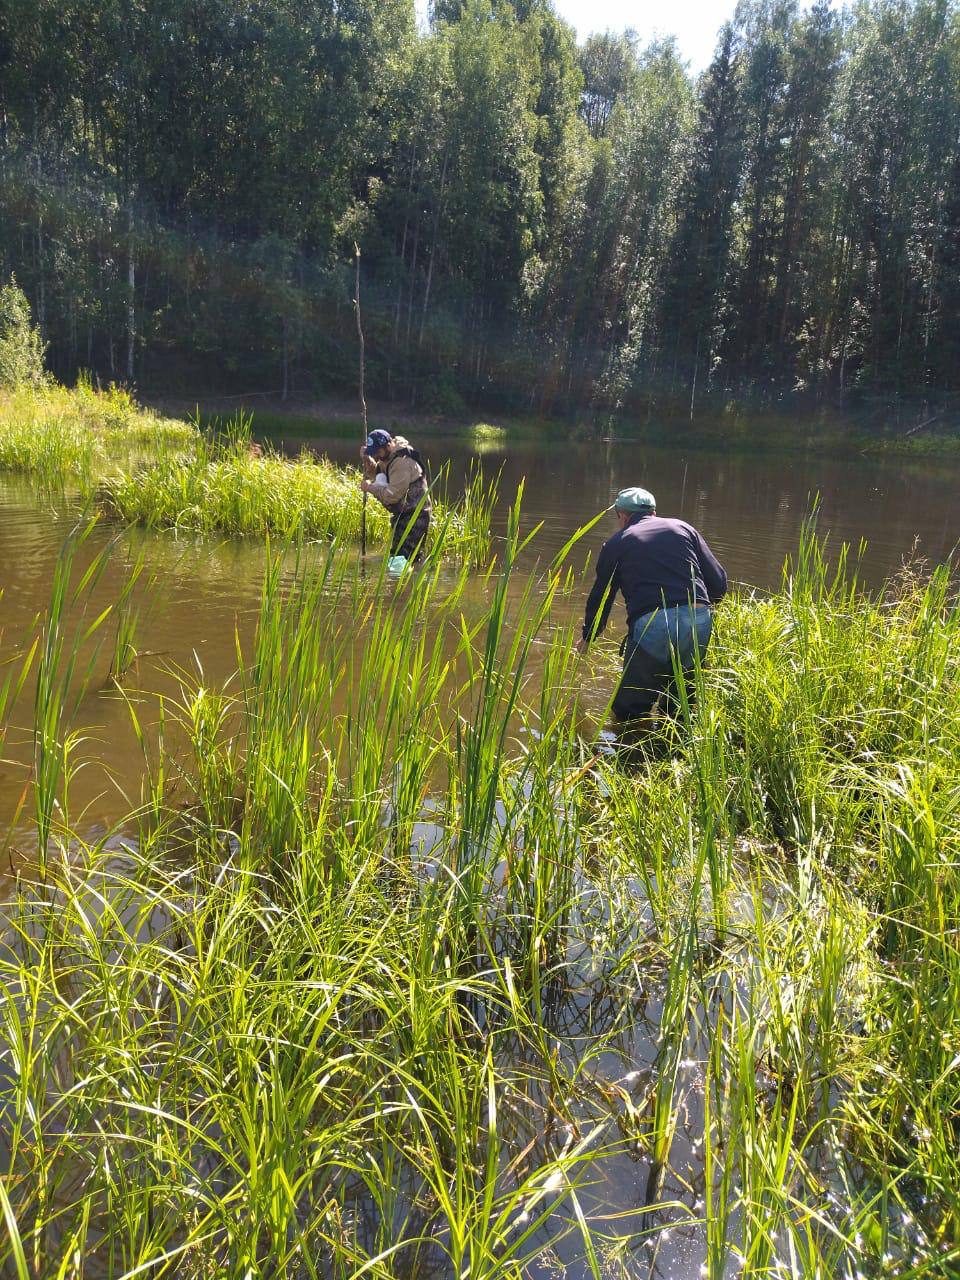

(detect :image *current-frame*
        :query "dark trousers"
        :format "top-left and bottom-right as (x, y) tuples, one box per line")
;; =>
(611, 609), (711, 721)
(612, 634), (705, 723)
(391, 506), (431, 560)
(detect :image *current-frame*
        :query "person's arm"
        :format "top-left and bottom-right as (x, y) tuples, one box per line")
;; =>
(581, 539), (620, 646)
(693, 529), (727, 603)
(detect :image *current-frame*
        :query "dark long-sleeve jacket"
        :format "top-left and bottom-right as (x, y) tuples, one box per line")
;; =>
(582, 515), (727, 641)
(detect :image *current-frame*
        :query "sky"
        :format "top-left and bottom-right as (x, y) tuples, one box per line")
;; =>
(412, 0), (744, 73)
(549, 0), (738, 71)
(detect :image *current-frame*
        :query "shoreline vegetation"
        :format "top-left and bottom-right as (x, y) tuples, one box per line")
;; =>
(0, 312), (958, 1274)
(8, 2), (960, 427)
(172, 393), (960, 462)
(0, 506), (957, 1277)
(0, 383), (495, 564)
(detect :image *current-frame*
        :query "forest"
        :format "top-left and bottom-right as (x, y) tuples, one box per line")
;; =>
(2, 0), (960, 421)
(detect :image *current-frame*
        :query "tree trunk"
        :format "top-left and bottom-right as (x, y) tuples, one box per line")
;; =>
(419, 147), (449, 349)
(406, 217), (420, 349)
(689, 331), (701, 421)
(36, 207), (46, 338)
(394, 139), (418, 346)
(126, 201), (135, 383)
(281, 313), (289, 400)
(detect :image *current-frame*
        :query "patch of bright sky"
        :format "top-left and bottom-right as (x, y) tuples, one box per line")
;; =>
(414, 2), (841, 74)
(550, 0), (739, 71)
(412, 0), (744, 72)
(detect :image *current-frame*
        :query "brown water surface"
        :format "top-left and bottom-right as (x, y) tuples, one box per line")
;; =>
(308, 433), (959, 586)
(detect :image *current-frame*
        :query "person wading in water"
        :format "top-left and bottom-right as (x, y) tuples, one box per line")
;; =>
(360, 429), (432, 562)
(576, 487), (727, 725)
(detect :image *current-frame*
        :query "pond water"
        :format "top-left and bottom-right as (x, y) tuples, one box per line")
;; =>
(303, 432), (960, 588)
(0, 434), (957, 840)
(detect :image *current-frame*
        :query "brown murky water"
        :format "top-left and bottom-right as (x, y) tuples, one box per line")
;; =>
(307, 432), (959, 586)
(0, 434), (957, 837)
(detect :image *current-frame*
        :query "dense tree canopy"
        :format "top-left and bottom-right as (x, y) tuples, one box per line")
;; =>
(2, 0), (959, 418)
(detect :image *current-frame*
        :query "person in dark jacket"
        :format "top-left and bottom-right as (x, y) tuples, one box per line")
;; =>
(576, 486), (727, 723)
(360, 429), (432, 561)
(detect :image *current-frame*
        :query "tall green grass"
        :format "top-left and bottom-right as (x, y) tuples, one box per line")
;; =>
(100, 421), (495, 562)
(0, 380), (194, 490)
(0, 512), (958, 1277)
(100, 434), (392, 543)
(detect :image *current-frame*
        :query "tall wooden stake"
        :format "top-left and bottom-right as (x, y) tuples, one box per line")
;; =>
(354, 243), (369, 557)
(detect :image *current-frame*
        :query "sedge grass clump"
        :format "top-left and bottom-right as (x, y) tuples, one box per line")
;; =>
(101, 436), (391, 542)
(0, 381), (193, 491)
(467, 421), (508, 456)
(704, 521), (960, 849)
(0, 387), (100, 486)
(101, 427), (499, 561)
(0, 384), (496, 561)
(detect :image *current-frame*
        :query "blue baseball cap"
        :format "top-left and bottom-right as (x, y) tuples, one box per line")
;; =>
(614, 486), (656, 513)
(364, 429), (393, 455)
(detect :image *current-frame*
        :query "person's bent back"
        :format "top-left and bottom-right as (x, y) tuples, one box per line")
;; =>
(579, 487), (727, 725)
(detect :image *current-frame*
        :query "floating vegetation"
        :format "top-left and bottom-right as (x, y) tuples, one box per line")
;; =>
(0, 511), (957, 1277)
(468, 421), (510, 454)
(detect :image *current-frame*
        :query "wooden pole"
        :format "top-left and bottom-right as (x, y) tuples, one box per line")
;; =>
(354, 243), (369, 557)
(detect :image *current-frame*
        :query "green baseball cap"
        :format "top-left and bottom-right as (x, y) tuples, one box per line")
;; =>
(614, 486), (656, 513)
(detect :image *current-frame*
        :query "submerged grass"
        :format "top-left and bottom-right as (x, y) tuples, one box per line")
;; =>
(0, 508), (958, 1278)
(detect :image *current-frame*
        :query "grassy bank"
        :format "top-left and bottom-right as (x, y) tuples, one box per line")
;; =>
(171, 390), (960, 460)
(0, 512), (957, 1278)
(0, 380), (195, 485)
(0, 385), (495, 563)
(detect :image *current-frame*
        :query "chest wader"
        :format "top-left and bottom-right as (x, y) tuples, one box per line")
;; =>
(385, 448), (432, 562)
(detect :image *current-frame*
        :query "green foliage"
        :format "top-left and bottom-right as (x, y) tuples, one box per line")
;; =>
(0, 383), (194, 488)
(0, 383), (497, 560)
(101, 436), (496, 562)
(1, 515), (959, 1274)
(3, 0), (960, 417)
(0, 278), (46, 390)
(101, 437), (394, 543)
(578, 30), (639, 139)
(469, 420), (508, 441)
